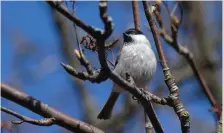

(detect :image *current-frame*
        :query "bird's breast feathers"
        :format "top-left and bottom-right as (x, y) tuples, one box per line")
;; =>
(114, 43), (157, 88)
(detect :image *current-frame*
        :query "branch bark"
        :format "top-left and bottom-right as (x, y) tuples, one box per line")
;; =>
(1, 107), (55, 126)
(1, 83), (104, 133)
(132, 1), (155, 132)
(144, 113), (154, 133)
(132, 1), (141, 30)
(143, 2), (190, 133)
(216, 115), (222, 133)
(154, 2), (221, 119)
(47, 1), (98, 38)
(53, 9), (100, 124)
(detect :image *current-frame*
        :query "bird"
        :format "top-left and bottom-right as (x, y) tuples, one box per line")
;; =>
(97, 28), (157, 120)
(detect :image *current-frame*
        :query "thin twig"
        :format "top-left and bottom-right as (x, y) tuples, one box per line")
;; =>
(51, 1), (164, 132)
(60, 63), (101, 83)
(132, 1), (141, 30)
(48, 1), (113, 83)
(144, 112), (154, 133)
(132, 1), (156, 132)
(50, 1), (165, 132)
(216, 114), (222, 133)
(54, 10), (100, 124)
(132, 1), (159, 132)
(144, 90), (169, 105)
(47, 1), (99, 38)
(105, 39), (119, 48)
(143, 89), (154, 133)
(95, 1), (114, 74)
(1, 107), (55, 126)
(1, 83), (104, 133)
(73, 24), (94, 75)
(155, 2), (221, 119)
(109, 72), (165, 133)
(170, 3), (179, 17)
(143, 2), (190, 133)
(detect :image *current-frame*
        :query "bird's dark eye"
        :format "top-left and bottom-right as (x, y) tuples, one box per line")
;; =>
(123, 33), (132, 42)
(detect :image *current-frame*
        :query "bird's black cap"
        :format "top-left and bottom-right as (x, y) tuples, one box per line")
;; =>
(124, 28), (143, 35)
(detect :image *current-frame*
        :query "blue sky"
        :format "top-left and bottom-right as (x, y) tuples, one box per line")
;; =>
(1, 1), (221, 133)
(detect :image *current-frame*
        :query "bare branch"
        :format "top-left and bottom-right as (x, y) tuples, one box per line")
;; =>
(52, 1), (186, 132)
(1, 83), (104, 133)
(96, 1), (114, 74)
(132, 2), (158, 132)
(143, 2), (190, 133)
(108, 72), (164, 133)
(60, 63), (103, 83)
(144, 91), (169, 105)
(53, 10), (100, 124)
(99, 1), (114, 39)
(105, 39), (119, 48)
(144, 113), (154, 133)
(216, 115), (222, 133)
(154, 2), (221, 119)
(73, 24), (94, 75)
(47, 1), (99, 38)
(97, 95), (139, 132)
(1, 107), (55, 126)
(50, 1), (164, 132)
(48, 1), (114, 82)
(132, 1), (141, 30)
(170, 3), (179, 17)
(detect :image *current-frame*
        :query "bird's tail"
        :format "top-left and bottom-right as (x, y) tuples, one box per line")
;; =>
(97, 91), (120, 120)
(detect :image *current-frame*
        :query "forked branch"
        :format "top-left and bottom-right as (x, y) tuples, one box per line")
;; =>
(1, 107), (55, 126)
(154, 2), (221, 119)
(1, 83), (104, 133)
(48, 1), (164, 132)
(143, 2), (190, 133)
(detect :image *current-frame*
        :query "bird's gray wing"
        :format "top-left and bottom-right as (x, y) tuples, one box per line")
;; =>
(115, 43), (124, 67)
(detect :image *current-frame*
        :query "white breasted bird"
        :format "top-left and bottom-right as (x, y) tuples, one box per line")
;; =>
(97, 28), (157, 119)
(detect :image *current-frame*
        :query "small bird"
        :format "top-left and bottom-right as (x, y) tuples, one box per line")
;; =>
(97, 28), (157, 119)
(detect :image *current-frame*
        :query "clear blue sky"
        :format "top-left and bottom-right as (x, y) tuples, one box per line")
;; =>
(1, 1), (221, 133)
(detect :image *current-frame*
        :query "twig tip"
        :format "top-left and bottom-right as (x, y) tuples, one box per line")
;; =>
(11, 120), (23, 125)
(60, 62), (66, 67)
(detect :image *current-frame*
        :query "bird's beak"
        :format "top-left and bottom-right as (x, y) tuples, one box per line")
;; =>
(123, 33), (128, 38)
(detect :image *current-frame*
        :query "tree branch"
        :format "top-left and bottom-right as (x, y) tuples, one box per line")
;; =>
(104, 39), (119, 48)
(50, 1), (165, 132)
(132, 1), (141, 30)
(144, 113), (154, 133)
(154, 2), (221, 119)
(53, 10), (100, 124)
(1, 107), (55, 126)
(108, 72), (164, 133)
(73, 24), (94, 75)
(145, 91), (169, 106)
(48, 1), (114, 82)
(60, 63), (101, 83)
(132, 1), (156, 132)
(47, 1), (98, 38)
(143, 2), (190, 133)
(216, 115), (222, 133)
(48, 1), (167, 132)
(1, 83), (104, 133)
